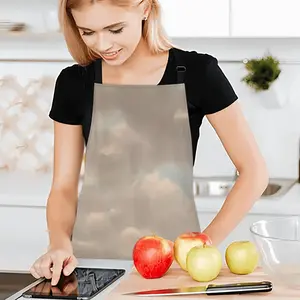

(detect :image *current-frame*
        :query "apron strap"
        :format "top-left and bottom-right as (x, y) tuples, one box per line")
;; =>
(176, 66), (186, 84)
(94, 50), (186, 84)
(94, 59), (102, 84)
(172, 48), (187, 84)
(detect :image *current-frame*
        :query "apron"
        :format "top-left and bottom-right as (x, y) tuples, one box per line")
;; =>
(71, 52), (201, 260)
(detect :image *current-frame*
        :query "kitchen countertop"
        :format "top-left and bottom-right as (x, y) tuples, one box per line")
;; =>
(0, 171), (299, 215)
(107, 263), (300, 299)
(6, 259), (300, 300)
(1, 172), (299, 299)
(5, 259), (134, 300)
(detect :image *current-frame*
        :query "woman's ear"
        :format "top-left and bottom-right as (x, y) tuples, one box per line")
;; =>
(142, 0), (152, 19)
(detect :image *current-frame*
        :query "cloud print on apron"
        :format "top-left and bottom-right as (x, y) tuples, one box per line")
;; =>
(71, 55), (201, 260)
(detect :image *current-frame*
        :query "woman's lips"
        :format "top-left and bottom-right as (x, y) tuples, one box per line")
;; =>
(101, 49), (122, 60)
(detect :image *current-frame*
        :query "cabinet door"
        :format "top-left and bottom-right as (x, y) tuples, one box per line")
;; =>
(160, 0), (230, 37)
(231, 0), (300, 37)
(0, 206), (48, 271)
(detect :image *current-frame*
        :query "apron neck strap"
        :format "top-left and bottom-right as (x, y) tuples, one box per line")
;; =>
(172, 48), (186, 84)
(94, 49), (186, 85)
(176, 66), (186, 84)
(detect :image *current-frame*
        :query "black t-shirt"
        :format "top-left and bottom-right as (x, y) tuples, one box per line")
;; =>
(49, 47), (238, 162)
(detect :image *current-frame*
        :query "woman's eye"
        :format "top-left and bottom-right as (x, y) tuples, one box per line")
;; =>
(82, 31), (94, 36)
(110, 28), (124, 34)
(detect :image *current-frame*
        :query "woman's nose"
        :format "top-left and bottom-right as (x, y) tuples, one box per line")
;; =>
(96, 33), (113, 53)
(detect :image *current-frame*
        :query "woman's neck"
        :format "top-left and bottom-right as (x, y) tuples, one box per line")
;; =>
(102, 38), (169, 85)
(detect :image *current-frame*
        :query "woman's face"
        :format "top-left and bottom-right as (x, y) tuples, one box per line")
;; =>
(72, 1), (147, 66)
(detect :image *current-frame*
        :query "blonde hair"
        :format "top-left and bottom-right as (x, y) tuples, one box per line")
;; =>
(58, 0), (173, 65)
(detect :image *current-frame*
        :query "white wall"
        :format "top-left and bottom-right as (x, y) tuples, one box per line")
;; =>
(191, 38), (300, 180)
(195, 71), (300, 179)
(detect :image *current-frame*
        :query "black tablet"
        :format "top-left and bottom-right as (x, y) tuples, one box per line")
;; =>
(22, 267), (126, 300)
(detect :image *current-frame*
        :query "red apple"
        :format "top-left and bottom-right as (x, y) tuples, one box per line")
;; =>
(133, 235), (174, 279)
(174, 232), (212, 271)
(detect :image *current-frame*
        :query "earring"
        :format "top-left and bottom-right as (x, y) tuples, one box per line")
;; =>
(143, 16), (147, 21)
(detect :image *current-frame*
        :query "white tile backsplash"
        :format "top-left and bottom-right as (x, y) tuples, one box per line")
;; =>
(0, 36), (300, 179)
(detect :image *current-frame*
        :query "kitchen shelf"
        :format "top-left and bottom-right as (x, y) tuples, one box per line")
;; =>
(0, 31), (64, 41)
(3, 32), (300, 41)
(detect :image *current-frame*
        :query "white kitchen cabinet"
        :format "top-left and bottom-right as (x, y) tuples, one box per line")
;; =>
(160, 0), (230, 37)
(0, 206), (48, 271)
(231, 0), (300, 37)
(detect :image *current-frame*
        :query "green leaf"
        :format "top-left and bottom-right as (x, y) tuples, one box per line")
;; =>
(241, 54), (281, 92)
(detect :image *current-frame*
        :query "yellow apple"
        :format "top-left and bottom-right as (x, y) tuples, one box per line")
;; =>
(174, 232), (212, 271)
(225, 241), (259, 275)
(186, 245), (222, 282)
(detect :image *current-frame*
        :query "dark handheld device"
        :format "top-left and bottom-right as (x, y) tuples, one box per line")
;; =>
(22, 267), (126, 300)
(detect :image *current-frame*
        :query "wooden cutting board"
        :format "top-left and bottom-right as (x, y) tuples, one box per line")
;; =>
(105, 262), (300, 299)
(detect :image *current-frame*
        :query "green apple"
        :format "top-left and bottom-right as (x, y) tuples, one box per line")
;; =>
(186, 245), (222, 282)
(174, 232), (212, 271)
(225, 241), (259, 275)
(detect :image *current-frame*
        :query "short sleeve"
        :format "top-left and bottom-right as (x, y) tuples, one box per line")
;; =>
(201, 56), (238, 115)
(49, 66), (83, 125)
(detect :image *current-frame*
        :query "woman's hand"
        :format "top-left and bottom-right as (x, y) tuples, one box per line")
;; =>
(30, 246), (78, 286)
(31, 272), (78, 296)
(203, 101), (269, 245)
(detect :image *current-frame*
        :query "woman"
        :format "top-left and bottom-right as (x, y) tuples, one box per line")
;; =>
(30, 0), (268, 286)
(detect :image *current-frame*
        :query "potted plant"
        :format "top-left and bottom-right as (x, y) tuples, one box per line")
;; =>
(241, 54), (287, 108)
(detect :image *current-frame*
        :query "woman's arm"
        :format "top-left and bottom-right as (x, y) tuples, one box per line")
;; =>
(47, 121), (84, 251)
(202, 101), (269, 245)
